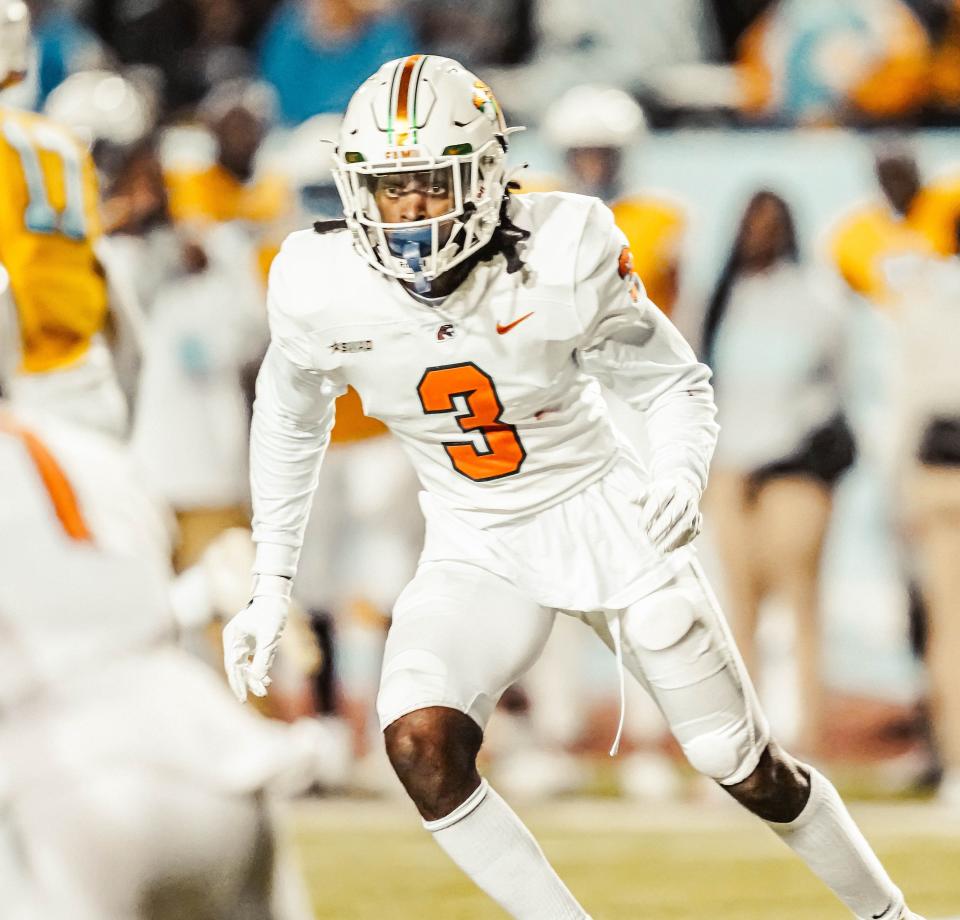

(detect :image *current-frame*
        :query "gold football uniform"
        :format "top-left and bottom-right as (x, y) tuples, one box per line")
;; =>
(831, 178), (960, 304)
(166, 163), (291, 227)
(0, 106), (107, 374)
(611, 194), (684, 316)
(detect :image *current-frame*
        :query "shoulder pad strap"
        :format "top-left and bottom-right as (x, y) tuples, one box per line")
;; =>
(313, 219), (348, 235)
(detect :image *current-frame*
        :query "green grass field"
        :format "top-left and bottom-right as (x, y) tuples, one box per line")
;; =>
(291, 798), (960, 919)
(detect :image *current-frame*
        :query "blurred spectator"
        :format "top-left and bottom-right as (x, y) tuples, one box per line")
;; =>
(408, 0), (534, 70)
(702, 190), (855, 756)
(890, 224), (960, 808)
(830, 145), (960, 305)
(453, 0), (717, 124)
(929, 0), (960, 121)
(89, 0), (278, 113)
(258, 0), (415, 124)
(736, 0), (932, 125)
(542, 84), (685, 316)
(165, 78), (291, 230)
(27, 0), (104, 105)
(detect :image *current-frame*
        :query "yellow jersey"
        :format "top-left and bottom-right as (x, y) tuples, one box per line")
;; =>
(831, 178), (960, 304)
(165, 163), (291, 227)
(0, 106), (108, 374)
(611, 194), (684, 316)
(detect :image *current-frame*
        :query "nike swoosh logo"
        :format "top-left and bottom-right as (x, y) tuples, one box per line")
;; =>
(496, 311), (534, 335)
(872, 904), (893, 919)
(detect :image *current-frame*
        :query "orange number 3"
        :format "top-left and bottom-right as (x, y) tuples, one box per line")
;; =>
(417, 362), (525, 482)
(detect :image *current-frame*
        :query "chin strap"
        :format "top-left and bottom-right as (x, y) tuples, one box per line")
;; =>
(401, 240), (431, 294)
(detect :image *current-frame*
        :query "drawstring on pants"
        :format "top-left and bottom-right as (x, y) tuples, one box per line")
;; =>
(606, 609), (626, 756)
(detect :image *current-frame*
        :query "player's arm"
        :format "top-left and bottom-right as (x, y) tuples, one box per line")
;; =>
(223, 243), (344, 702)
(575, 201), (719, 551)
(94, 237), (146, 422)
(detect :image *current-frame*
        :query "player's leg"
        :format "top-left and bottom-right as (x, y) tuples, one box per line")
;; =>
(704, 470), (765, 680)
(588, 561), (915, 920)
(754, 475), (833, 754)
(378, 561), (590, 919)
(909, 466), (960, 804)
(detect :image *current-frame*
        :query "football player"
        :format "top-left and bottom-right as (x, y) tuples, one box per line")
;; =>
(0, 395), (317, 920)
(0, 1), (141, 439)
(831, 144), (960, 306)
(224, 55), (925, 920)
(542, 84), (685, 318)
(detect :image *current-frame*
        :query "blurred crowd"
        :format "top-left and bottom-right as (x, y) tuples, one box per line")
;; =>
(3, 0), (960, 814)
(13, 0), (960, 126)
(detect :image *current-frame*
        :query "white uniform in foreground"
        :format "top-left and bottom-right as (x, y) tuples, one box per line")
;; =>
(0, 407), (313, 920)
(248, 192), (763, 774)
(225, 53), (923, 920)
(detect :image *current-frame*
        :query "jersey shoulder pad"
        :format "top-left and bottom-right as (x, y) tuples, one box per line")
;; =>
(511, 192), (611, 282)
(266, 229), (358, 369)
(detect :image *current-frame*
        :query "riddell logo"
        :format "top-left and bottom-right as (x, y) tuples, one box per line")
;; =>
(437, 324), (455, 340)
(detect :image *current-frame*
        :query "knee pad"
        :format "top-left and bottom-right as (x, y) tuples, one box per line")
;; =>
(681, 724), (758, 783)
(624, 585), (761, 784)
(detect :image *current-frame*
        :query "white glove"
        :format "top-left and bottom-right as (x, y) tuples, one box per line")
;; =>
(637, 474), (703, 553)
(222, 574), (291, 703)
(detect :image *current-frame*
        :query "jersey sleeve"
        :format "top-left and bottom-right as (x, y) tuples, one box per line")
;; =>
(250, 240), (347, 579)
(574, 200), (719, 493)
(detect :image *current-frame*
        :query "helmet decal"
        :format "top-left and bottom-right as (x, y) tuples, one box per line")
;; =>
(388, 53), (425, 147)
(472, 80), (505, 132)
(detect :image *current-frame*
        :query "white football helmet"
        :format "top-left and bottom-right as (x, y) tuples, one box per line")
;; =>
(0, 0), (29, 90)
(44, 69), (156, 148)
(542, 84), (646, 151)
(332, 54), (515, 289)
(276, 113), (342, 220)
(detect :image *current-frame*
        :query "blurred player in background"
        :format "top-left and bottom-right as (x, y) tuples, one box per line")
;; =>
(888, 221), (960, 809)
(0, 394), (316, 920)
(542, 83), (684, 318)
(166, 76), (291, 279)
(225, 54), (925, 920)
(0, 0), (141, 440)
(831, 145), (960, 306)
(702, 190), (855, 756)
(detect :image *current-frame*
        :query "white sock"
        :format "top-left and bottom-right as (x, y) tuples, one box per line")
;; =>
(425, 780), (589, 919)
(766, 768), (904, 919)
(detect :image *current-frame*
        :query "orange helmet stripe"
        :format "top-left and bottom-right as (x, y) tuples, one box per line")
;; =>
(392, 53), (423, 145)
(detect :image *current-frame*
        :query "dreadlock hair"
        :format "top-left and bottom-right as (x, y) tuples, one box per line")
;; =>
(474, 180), (531, 275)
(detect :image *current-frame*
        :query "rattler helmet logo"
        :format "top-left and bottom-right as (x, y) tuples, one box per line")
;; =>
(472, 80), (506, 131)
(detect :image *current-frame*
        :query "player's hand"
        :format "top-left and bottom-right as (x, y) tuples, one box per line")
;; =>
(223, 591), (289, 703)
(637, 475), (703, 553)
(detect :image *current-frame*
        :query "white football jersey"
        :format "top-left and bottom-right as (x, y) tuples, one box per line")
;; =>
(0, 407), (173, 705)
(251, 192), (718, 577)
